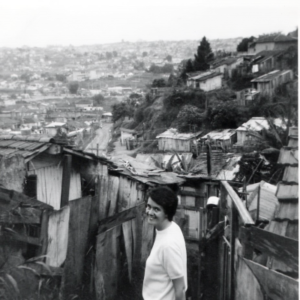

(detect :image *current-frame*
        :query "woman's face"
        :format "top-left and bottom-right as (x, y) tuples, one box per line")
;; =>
(146, 197), (169, 230)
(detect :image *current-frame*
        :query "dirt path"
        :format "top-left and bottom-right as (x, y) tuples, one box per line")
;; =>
(84, 123), (112, 156)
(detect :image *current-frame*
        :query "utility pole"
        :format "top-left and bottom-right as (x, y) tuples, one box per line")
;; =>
(89, 143), (100, 156)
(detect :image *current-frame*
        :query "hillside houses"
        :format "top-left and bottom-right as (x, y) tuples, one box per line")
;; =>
(156, 128), (202, 152)
(210, 57), (243, 78)
(251, 34), (298, 54)
(186, 71), (222, 91)
(251, 69), (294, 96)
(234, 116), (287, 152)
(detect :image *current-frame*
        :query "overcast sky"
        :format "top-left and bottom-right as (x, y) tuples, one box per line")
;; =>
(0, 0), (298, 47)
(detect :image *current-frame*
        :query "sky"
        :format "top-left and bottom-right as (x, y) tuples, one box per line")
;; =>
(0, 0), (299, 47)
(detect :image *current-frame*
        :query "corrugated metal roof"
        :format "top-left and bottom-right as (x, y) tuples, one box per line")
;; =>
(277, 147), (298, 165)
(45, 122), (66, 128)
(275, 183), (298, 200)
(156, 128), (202, 140)
(216, 155), (242, 180)
(251, 70), (292, 82)
(0, 135), (52, 160)
(274, 202), (298, 221)
(282, 166), (298, 184)
(200, 129), (236, 141)
(188, 71), (222, 81)
(236, 117), (286, 132)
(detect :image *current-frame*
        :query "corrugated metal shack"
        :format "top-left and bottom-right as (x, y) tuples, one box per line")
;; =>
(156, 128), (202, 152)
(0, 134), (113, 299)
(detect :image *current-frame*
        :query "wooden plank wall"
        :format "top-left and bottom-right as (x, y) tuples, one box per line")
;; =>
(244, 258), (298, 300)
(94, 173), (154, 300)
(219, 182), (298, 300)
(62, 196), (92, 297)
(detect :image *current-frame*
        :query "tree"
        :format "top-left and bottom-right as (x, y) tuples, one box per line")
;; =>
(55, 74), (66, 82)
(93, 94), (105, 106)
(206, 100), (247, 129)
(175, 105), (204, 132)
(194, 37), (214, 71)
(68, 82), (79, 94)
(165, 55), (172, 62)
(152, 78), (167, 87)
(236, 36), (255, 52)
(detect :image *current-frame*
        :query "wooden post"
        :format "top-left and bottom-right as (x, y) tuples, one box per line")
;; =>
(256, 185), (261, 222)
(198, 208), (204, 299)
(61, 154), (72, 208)
(38, 209), (49, 257)
(229, 204), (238, 300)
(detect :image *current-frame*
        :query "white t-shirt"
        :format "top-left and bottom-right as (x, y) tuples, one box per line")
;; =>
(143, 221), (187, 300)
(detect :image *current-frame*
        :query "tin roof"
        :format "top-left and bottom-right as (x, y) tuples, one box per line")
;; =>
(256, 34), (297, 43)
(252, 50), (284, 64)
(211, 57), (240, 68)
(111, 155), (186, 185)
(0, 135), (53, 161)
(187, 71), (222, 82)
(251, 70), (292, 83)
(45, 122), (66, 128)
(216, 154), (242, 180)
(200, 129), (236, 141)
(236, 117), (286, 132)
(156, 128), (202, 140)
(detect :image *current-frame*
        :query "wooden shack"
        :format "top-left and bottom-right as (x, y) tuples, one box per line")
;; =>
(156, 128), (202, 152)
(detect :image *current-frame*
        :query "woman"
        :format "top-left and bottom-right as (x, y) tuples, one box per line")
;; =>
(142, 186), (187, 300)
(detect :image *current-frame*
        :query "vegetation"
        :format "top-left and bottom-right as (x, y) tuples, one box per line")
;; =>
(193, 36), (214, 71)
(93, 93), (105, 106)
(179, 37), (214, 81)
(148, 63), (173, 73)
(68, 81), (79, 94)
(236, 36), (255, 52)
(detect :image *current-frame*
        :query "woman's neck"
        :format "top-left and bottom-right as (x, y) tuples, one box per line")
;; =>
(156, 219), (172, 231)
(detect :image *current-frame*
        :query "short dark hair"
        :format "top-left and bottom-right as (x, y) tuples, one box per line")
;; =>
(148, 186), (178, 221)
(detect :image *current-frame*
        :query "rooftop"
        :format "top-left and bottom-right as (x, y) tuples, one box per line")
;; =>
(236, 117), (287, 132)
(251, 70), (292, 83)
(187, 71), (222, 82)
(256, 34), (297, 43)
(156, 128), (202, 140)
(200, 129), (236, 141)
